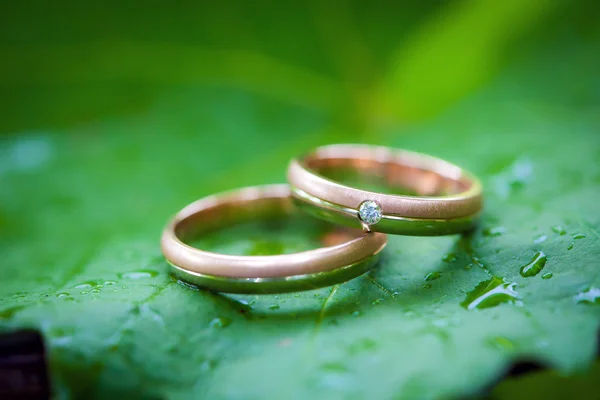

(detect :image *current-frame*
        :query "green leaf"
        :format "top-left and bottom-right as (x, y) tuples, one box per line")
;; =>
(1, 2), (600, 399)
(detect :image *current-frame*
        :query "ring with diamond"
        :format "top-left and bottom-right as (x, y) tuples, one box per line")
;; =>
(287, 144), (483, 235)
(161, 184), (387, 293)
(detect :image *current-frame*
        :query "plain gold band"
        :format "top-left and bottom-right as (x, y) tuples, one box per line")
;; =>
(160, 184), (387, 280)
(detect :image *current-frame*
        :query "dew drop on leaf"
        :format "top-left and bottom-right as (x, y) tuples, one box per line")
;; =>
(574, 288), (600, 304)
(118, 270), (159, 280)
(483, 226), (506, 237)
(519, 251), (547, 277)
(74, 281), (100, 290)
(442, 253), (457, 263)
(461, 277), (520, 310)
(425, 272), (442, 281)
(209, 317), (232, 328)
(533, 234), (547, 244)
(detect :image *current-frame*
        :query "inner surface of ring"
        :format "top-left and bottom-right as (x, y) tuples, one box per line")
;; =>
(175, 195), (365, 253)
(304, 153), (472, 197)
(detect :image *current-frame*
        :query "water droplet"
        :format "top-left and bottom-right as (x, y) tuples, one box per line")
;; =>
(461, 277), (520, 310)
(209, 317), (232, 328)
(552, 226), (566, 235)
(442, 253), (457, 263)
(392, 291), (401, 296)
(74, 281), (100, 290)
(351, 310), (360, 317)
(533, 234), (547, 244)
(103, 280), (117, 286)
(519, 251), (547, 277)
(118, 270), (158, 280)
(483, 226), (506, 237)
(80, 291), (89, 295)
(572, 233), (586, 240)
(268, 304), (280, 310)
(425, 272), (441, 281)
(541, 272), (553, 280)
(567, 242), (574, 250)
(422, 283), (432, 289)
(371, 298), (383, 305)
(56, 292), (70, 299)
(465, 264), (473, 270)
(91, 288), (101, 293)
(574, 288), (600, 304)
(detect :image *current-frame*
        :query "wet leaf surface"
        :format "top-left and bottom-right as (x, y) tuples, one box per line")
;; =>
(1, 2), (599, 399)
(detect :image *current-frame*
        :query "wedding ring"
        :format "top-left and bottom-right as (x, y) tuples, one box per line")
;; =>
(287, 144), (483, 235)
(161, 184), (387, 293)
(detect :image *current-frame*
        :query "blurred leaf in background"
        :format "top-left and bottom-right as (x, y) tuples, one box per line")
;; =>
(1, 0), (600, 399)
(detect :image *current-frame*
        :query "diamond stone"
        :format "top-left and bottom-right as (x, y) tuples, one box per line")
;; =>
(358, 200), (382, 225)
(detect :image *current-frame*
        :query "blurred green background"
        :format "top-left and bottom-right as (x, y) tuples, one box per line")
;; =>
(1, 1), (600, 399)
(2, 0), (598, 133)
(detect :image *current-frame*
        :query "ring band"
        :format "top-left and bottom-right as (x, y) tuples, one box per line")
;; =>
(287, 144), (483, 235)
(160, 184), (387, 293)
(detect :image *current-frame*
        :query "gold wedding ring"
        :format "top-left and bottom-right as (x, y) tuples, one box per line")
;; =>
(287, 144), (483, 235)
(162, 144), (483, 293)
(161, 184), (386, 293)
